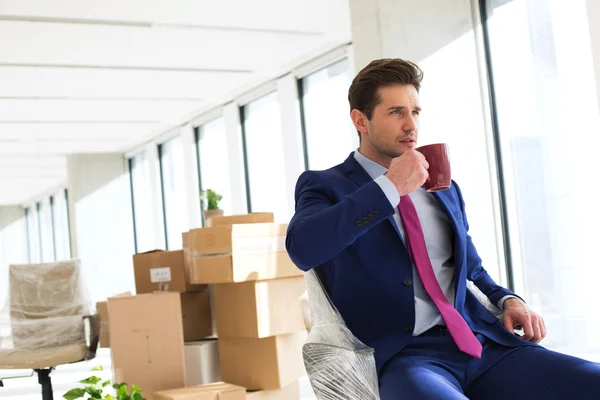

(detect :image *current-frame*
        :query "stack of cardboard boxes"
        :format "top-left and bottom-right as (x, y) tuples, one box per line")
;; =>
(97, 212), (308, 400)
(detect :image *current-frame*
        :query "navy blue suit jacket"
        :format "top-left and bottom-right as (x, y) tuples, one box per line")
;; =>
(286, 152), (532, 374)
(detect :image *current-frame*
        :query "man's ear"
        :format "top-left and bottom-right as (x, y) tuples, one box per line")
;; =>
(350, 109), (369, 135)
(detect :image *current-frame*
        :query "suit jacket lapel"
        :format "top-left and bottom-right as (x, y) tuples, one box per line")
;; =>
(343, 152), (404, 240)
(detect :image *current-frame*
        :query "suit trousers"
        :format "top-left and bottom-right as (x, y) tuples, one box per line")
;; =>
(379, 326), (600, 400)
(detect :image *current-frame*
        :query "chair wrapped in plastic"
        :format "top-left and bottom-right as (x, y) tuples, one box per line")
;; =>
(0, 260), (99, 400)
(301, 269), (380, 400)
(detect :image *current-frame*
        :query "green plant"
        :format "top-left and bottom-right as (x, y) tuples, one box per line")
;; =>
(200, 189), (223, 210)
(63, 366), (146, 400)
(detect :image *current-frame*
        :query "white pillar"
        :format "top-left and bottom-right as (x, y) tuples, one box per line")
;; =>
(180, 123), (202, 230)
(587, 0), (600, 109)
(67, 154), (136, 301)
(223, 102), (248, 215)
(277, 74), (306, 222)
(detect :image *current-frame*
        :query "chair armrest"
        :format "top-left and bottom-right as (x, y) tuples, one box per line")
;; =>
(83, 314), (100, 361)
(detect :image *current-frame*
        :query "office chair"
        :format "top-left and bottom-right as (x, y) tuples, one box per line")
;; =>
(0, 260), (99, 400)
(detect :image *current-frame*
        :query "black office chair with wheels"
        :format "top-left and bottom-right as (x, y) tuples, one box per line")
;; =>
(0, 260), (99, 400)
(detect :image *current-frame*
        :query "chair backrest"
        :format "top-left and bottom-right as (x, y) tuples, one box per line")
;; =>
(302, 269), (380, 400)
(7, 260), (88, 349)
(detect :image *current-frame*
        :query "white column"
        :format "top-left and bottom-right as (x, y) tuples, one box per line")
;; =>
(277, 74), (306, 222)
(587, 0), (600, 109)
(180, 123), (201, 230)
(223, 102), (248, 215)
(0, 206), (28, 303)
(67, 154), (136, 301)
(347, 0), (505, 284)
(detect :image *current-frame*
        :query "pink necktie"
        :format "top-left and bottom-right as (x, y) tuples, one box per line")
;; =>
(398, 195), (482, 358)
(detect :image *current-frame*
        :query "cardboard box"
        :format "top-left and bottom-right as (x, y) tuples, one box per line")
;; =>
(214, 277), (305, 339)
(97, 301), (109, 348)
(206, 212), (274, 228)
(190, 251), (302, 285)
(189, 223), (287, 257)
(133, 250), (206, 294)
(182, 232), (192, 278)
(185, 340), (221, 386)
(246, 382), (300, 400)
(108, 292), (186, 400)
(181, 291), (213, 341)
(219, 332), (307, 391)
(154, 383), (245, 400)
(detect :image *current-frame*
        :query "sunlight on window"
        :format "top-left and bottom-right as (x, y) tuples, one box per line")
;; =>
(160, 137), (188, 250)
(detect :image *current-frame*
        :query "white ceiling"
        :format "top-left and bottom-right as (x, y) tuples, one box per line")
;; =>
(0, 0), (351, 205)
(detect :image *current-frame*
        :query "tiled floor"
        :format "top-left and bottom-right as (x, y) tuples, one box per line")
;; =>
(0, 349), (317, 400)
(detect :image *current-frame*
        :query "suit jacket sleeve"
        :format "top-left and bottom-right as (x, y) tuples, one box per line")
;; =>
(286, 170), (395, 271)
(454, 182), (525, 306)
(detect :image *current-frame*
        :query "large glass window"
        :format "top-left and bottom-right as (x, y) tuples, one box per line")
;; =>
(52, 189), (71, 261)
(484, 0), (600, 360)
(299, 58), (357, 170)
(159, 137), (187, 249)
(25, 206), (41, 263)
(196, 117), (232, 218)
(130, 152), (161, 253)
(241, 92), (289, 222)
(38, 197), (55, 262)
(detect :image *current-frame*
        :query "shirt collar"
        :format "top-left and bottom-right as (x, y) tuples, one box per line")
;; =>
(353, 149), (388, 180)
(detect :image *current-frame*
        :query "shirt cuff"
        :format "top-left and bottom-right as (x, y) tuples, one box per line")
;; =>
(374, 175), (400, 207)
(497, 295), (520, 311)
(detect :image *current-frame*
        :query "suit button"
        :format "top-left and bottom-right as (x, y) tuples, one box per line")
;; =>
(368, 213), (374, 220)
(356, 220), (362, 227)
(404, 325), (413, 332)
(403, 279), (412, 287)
(362, 217), (368, 224)
(373, 210), (379, 217)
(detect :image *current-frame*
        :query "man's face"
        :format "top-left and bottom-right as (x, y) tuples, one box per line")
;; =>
(363, 84), (421, 159)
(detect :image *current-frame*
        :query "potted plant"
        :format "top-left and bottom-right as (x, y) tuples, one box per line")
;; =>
(200, 189), (224, 222)
(63, 366), (146, 400)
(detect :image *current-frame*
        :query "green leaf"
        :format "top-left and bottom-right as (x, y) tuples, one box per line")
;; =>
(117, 385), (129, 398)
(101, 380), (111, 388)
(80, 376), (102, 385)
(91, 366), (104, 371)
(118, 394), (131, 400)
(63, 388), (86, 400)
(132, 392), (145, 400)
(104, 395), (115, 400)
(131, 386), (141, 392)
(113, 383), (126, 390)
(85, 387), (103, 399)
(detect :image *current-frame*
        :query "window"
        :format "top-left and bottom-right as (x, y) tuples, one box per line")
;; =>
(483, 0), (600, 360)
(196, 117), (232, 218)
(299, 58), (357, 170)
(52, 189), (71, 261)
(130, 152), (161, 253)
(38, 197), (55, 262)
(159, 137), (187, 249)
(25, 206), (41, 263)
(240, 92), (289, 222)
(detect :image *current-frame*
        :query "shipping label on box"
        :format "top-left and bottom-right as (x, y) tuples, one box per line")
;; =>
(133, 250), (206, 294)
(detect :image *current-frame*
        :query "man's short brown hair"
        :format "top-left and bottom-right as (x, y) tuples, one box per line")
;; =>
(348, 58), (424, 120)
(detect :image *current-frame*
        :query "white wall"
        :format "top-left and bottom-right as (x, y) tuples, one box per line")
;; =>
(587, 0), (600, 109)
(0, 207), (28, 306)
(67, 154), (136, 303)
(347, 0), (507, 285)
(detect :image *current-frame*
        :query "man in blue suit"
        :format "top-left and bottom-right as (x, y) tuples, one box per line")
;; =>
(286, 58), (600, 399)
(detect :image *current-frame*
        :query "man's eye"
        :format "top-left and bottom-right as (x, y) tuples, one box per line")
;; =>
(412, 110), (420, 116)
(391, 110), (401, 114)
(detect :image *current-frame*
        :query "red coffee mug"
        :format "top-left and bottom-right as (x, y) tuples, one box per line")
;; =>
(416, 143), (451, 192)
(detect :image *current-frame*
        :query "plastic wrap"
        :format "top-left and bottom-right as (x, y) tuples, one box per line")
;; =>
(0, 260), (96, 369)
(302, 269), (380, 400)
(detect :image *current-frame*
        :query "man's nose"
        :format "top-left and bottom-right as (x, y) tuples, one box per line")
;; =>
(403, 115), (417, 132)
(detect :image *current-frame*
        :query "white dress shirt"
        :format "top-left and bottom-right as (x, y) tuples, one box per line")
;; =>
(353, 150), (510, 335)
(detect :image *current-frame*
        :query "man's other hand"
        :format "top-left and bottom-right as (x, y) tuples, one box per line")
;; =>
(502, 298), (547, 343)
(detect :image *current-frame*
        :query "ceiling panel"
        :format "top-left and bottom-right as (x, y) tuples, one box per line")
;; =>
(0, 0), (350, 34)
